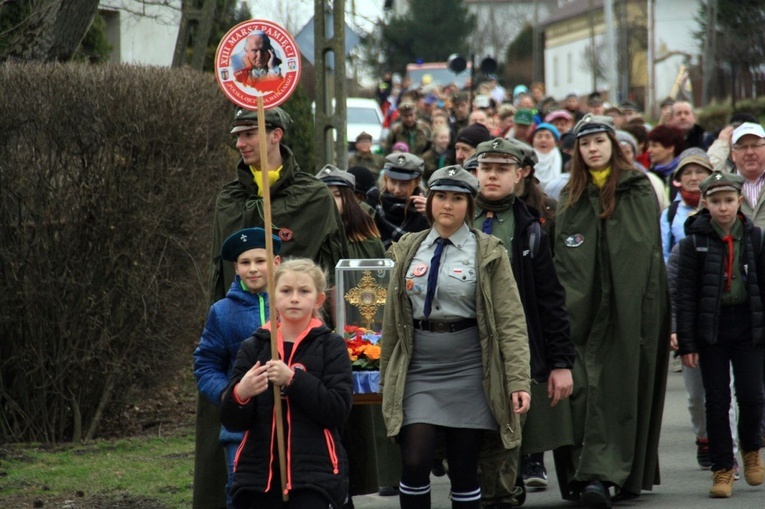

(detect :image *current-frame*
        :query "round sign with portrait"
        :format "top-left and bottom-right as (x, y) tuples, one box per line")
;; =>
(215, 19), (301, 110)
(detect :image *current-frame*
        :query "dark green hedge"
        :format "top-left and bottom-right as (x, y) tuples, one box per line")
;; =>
(0, 62), (314, 443)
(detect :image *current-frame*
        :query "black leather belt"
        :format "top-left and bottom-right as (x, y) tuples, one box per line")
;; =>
(412, 318), (478, 333)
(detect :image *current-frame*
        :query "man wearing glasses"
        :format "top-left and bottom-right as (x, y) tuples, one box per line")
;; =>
(729, 120), (765, 487)
(731, 122), (765, 229)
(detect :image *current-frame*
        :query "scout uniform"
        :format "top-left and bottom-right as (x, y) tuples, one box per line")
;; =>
(381, 165), (531, 508)
(385, 102), (432, 156)
(676, 171), (765, 498)
(473, 139), (574, 507)
(348, 132), (385, 176)
(366, 153), (430, 248)
(197, 106), (348, 509)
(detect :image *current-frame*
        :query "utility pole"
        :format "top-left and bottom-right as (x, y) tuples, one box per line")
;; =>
(603, 0), (618, 102)
(589, 0), (597, 92)
(314, 0), (348, 170)
(532, 1), (540, 83)
(701, 0), (718, 106)
(647, 0), (655, 117)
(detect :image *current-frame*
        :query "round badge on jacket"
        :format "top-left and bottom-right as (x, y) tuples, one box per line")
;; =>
(565, 234), (584, 248)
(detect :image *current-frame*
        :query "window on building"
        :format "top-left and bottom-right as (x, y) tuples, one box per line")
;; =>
(553, 56), (559, 87)
(567, 53), (572, 83)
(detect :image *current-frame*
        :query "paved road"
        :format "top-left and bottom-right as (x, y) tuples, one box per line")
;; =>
(350, 367), (765, 508)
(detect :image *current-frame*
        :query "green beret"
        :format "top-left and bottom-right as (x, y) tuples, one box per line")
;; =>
(231, 106), (292, 133)
(428, 165), (479, 196)
(699, 172), (744, 197)
(221, 227), (281, 262)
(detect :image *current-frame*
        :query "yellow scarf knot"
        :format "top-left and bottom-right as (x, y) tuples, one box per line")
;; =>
(249, 165), (283, 197)
(589, 166), (611, 188)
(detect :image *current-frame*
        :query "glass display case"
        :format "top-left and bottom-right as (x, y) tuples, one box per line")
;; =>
(335, 258), (394, 400)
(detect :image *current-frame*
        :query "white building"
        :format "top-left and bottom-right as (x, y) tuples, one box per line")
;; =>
(542, 0), (701, 112)
(99, 0), (181, 66)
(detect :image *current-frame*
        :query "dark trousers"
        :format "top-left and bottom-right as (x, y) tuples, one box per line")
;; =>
(697, 305), (764, 471)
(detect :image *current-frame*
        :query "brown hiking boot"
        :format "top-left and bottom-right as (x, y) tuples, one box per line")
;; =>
(742, 450), (764, 486)
(709, 468), (735, 498)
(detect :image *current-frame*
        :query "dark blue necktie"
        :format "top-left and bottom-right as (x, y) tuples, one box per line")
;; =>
(481, 211), (494, 234)
(424, 237), (450, 317)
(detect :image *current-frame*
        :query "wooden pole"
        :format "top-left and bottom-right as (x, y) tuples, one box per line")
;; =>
(256, 95), (289, 501)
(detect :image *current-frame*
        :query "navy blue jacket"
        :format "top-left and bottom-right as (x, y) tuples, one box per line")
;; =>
(193, 277), (268, 442)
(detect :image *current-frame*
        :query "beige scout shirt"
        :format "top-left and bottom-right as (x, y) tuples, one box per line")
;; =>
(406, 223), (478, 320)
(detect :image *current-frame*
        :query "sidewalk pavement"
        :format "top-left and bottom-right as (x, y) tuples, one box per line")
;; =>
(350, 366), (765, 508)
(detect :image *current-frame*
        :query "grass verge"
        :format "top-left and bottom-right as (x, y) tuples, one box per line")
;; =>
(0, 427), (195, 508)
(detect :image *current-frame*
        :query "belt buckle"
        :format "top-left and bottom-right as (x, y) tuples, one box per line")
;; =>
(433, 321), (449, 333)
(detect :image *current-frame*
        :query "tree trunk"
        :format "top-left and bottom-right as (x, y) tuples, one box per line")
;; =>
(731, 62), (737, 110)
(3, 0), (99, 62)
(701, 0), (717, 107)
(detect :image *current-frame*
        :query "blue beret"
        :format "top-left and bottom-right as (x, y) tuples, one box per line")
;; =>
(221, 227), (281, 262)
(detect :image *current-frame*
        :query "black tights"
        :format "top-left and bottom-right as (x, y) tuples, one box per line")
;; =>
(398, 423), (483, 509)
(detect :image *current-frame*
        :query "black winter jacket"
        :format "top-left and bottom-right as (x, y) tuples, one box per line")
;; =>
(510, 199), (574, 382)
(220, 321), (353, 508)
(676, 211), (765, 354)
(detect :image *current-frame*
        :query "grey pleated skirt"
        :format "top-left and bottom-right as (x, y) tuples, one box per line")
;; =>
(402, 325), (498, 430)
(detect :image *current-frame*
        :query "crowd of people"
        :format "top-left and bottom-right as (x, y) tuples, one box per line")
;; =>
(189, 71), (765, 509)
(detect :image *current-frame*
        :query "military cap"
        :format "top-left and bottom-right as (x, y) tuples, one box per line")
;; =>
(383, 152), (424, 181)
(514, 108), (534, 126)
(505, 138), (538, 169)
(699, 172), (744, 197)
(674, 148), (713, 181)
(451, 91), (469, 104)
(231, 106), (292, 133)
(475, 137), (524, 165)
(428, 165), (479, 196)
(316, 164), (355, 188)
(221, 227), (281, 262)
(398, 101), (416, 113)
(355, 131), (373, 143)
(573, 113), (615, 138)
(621, 100), (639, 112)
(462, 153), (479, 173)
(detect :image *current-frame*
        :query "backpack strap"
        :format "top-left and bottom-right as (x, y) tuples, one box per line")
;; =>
(667, 200), (681, 250)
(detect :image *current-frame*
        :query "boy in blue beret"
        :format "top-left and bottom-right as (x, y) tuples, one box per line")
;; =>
(193, 227), (281, 509)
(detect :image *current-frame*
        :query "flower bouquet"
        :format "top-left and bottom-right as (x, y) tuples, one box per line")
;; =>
(344, 325), (381, 371)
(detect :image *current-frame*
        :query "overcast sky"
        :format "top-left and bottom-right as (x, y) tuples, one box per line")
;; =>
(245, 0), (384, 36)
